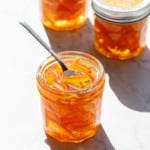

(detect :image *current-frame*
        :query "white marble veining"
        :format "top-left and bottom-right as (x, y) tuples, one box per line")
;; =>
(0, 0), (150, 150)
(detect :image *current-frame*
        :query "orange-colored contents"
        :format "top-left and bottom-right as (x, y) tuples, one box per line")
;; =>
(41, 0), (87, 31)
(103, 0), (143, 8)
(37, 54), (105, 142)
(94, 16), (148, 59)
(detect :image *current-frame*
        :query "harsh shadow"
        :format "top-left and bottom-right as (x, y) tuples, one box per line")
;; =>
(43, 18), (94, 53)
(45, 125), (115, 150)
(94, 46), (150, 112)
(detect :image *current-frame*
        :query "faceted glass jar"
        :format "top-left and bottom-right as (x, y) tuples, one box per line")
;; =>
(41, 0), (88, 31)
(36, 51), (105, 143)
(92, 0), (150, 60)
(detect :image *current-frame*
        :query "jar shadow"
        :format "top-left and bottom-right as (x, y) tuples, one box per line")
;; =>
(94, 46), (150, 112)
(43, 18), (94, 54)
(45, 125), (115, 150)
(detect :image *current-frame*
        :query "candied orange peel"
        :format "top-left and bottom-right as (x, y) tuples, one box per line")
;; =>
(62, 58), (92, 89)
(62, 72), (91, 89)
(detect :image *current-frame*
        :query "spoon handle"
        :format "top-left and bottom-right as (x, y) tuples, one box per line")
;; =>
(19, 21), (68, 71)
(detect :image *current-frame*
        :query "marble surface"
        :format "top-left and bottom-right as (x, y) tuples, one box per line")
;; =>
(0, 0), (150, 150)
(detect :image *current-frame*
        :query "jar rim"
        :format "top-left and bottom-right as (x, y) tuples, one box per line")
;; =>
(36, 50), (105, 94)
(92, 0), (150, 23)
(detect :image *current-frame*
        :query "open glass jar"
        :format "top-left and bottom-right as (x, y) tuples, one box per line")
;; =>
(36, 51), (105, 143)
(92, 0), (150, 60)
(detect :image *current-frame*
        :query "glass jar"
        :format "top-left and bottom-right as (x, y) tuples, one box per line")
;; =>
(36, 51), (105, 143)
(92, 0), (150, 60)
(41, 0), (88, 31)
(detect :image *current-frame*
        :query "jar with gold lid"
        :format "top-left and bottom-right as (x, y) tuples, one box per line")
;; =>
(92, 0), (150, 60)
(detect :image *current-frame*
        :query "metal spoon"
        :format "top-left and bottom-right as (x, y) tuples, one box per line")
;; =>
(19, 21), (75, 76)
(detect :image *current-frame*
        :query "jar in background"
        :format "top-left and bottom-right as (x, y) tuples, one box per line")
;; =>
(41, 0), (88, 31)
(92, 0), (150, 60)
(36, 51), (105, 143)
